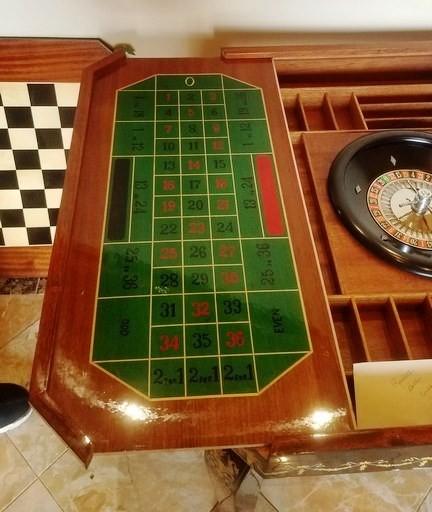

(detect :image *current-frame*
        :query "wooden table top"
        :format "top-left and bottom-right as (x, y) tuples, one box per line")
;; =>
(29, 40), (432, 470)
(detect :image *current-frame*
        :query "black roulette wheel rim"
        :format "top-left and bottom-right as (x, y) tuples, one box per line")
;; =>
(328, 130), (432, 278)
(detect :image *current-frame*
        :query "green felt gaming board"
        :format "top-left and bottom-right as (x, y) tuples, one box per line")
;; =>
(91, 74), (311, 399)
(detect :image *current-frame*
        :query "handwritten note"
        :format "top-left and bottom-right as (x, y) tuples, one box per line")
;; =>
(353, 360), (432, 429)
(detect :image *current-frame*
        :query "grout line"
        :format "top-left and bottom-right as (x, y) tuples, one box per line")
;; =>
(35, 449), (72, 510)
(1, 436), (67, 511)
(0, 478), (36, 512)
(0, 437), (38, 512)
(6, 412), (69, 479)
(259, 491), (280, 512)
(415, 483), (432, 511)
(33, 445), (69, 478)
(0, 317), (40, 352)
(208, 501), (222, 512)
(213, 492), (235, 511)
(37, 477), (65, 512)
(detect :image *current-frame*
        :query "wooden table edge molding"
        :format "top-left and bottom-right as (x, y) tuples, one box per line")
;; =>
(30, 52), (126, 464)
(0, 37), (112, 278)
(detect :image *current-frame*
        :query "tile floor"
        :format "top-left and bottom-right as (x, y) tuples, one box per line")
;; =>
(1, 279), (432, 512)
(0, 280), (220, 512)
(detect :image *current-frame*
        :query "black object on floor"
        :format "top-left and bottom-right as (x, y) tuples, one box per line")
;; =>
(0, 383), (31, 433)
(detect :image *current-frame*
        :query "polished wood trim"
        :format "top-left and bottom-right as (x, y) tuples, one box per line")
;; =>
(222, 41), (432, 61)
(32, 51), (135, 400)
(30, 391), (93, 467)
(0, 37), (111, 81)
(0, 247), (51, 277)
(222, 42), (432, 79)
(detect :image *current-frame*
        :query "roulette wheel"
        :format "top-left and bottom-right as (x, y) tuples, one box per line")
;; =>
(328, 131), (432, 278)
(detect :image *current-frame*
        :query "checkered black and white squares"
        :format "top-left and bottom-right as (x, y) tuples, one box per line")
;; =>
(0, 82), (79, 246)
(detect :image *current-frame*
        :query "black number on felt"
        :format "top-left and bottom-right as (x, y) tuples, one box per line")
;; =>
(160, 223), (178, 235)
(192, 332), (212, 349)
(122, 274), (138, 289)
(216, 221), (233, 233)
(187, 140), (200, 151)
(256, 243), (271, 257)
(134, 199), (148, 211)
(187, 199), (204, 210)
(159, 273), (179, 288)
(188, 179), (201, 190)
(223, 364), (254, 381)
(189, 245), (207, 258)
(163, 160), (176, 171)
(124, 247), (139, 263)
(191, 273), (209, 285)
(188, 366), (219, 383)
(135, 180), (148, 190)
(243, 199), (256, 209)
(160, 302), (176, 318)
(152, 368), (164, 384)
(152, 367), (184, 385)
(119, 318), (130, 336)
(163, 141), (176, 151)
(223, 299), (242, 315)
(212, 159), (226, 170)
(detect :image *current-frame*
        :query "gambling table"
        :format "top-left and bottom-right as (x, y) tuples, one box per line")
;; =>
(31, 42), (432, 472)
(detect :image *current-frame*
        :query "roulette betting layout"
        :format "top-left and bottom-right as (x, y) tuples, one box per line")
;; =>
(92, 73), (311, 399)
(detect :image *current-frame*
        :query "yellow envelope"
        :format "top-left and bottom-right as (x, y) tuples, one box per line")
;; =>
(353, 360), (432, 429)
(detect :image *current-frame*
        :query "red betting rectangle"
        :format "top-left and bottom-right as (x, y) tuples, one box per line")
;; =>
(255, 154), (285, 236)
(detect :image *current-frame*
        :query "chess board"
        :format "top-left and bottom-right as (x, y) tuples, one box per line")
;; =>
(0, 82), (79, 246)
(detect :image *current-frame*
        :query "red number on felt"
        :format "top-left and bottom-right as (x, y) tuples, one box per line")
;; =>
(192, 301), (210, 318)
(226, 331), (245, 348)
(159, 335), (180, 352)
(215, 178), (227, 190)
(162, 200), (177, 212)
(221, 271), (240, 284)
(218, 244), (235, 258)
(163, 179), (176, 191)
(187, 160), (201, 171)
(212, 140), (224, 151)
(160, 247), (178, 260)
(188, 222), (205, 234)
(216, 199), (230, 211)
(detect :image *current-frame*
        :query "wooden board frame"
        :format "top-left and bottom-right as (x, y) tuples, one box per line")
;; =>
(30, 51), (351, 464)
(0, 37), (112, 278)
